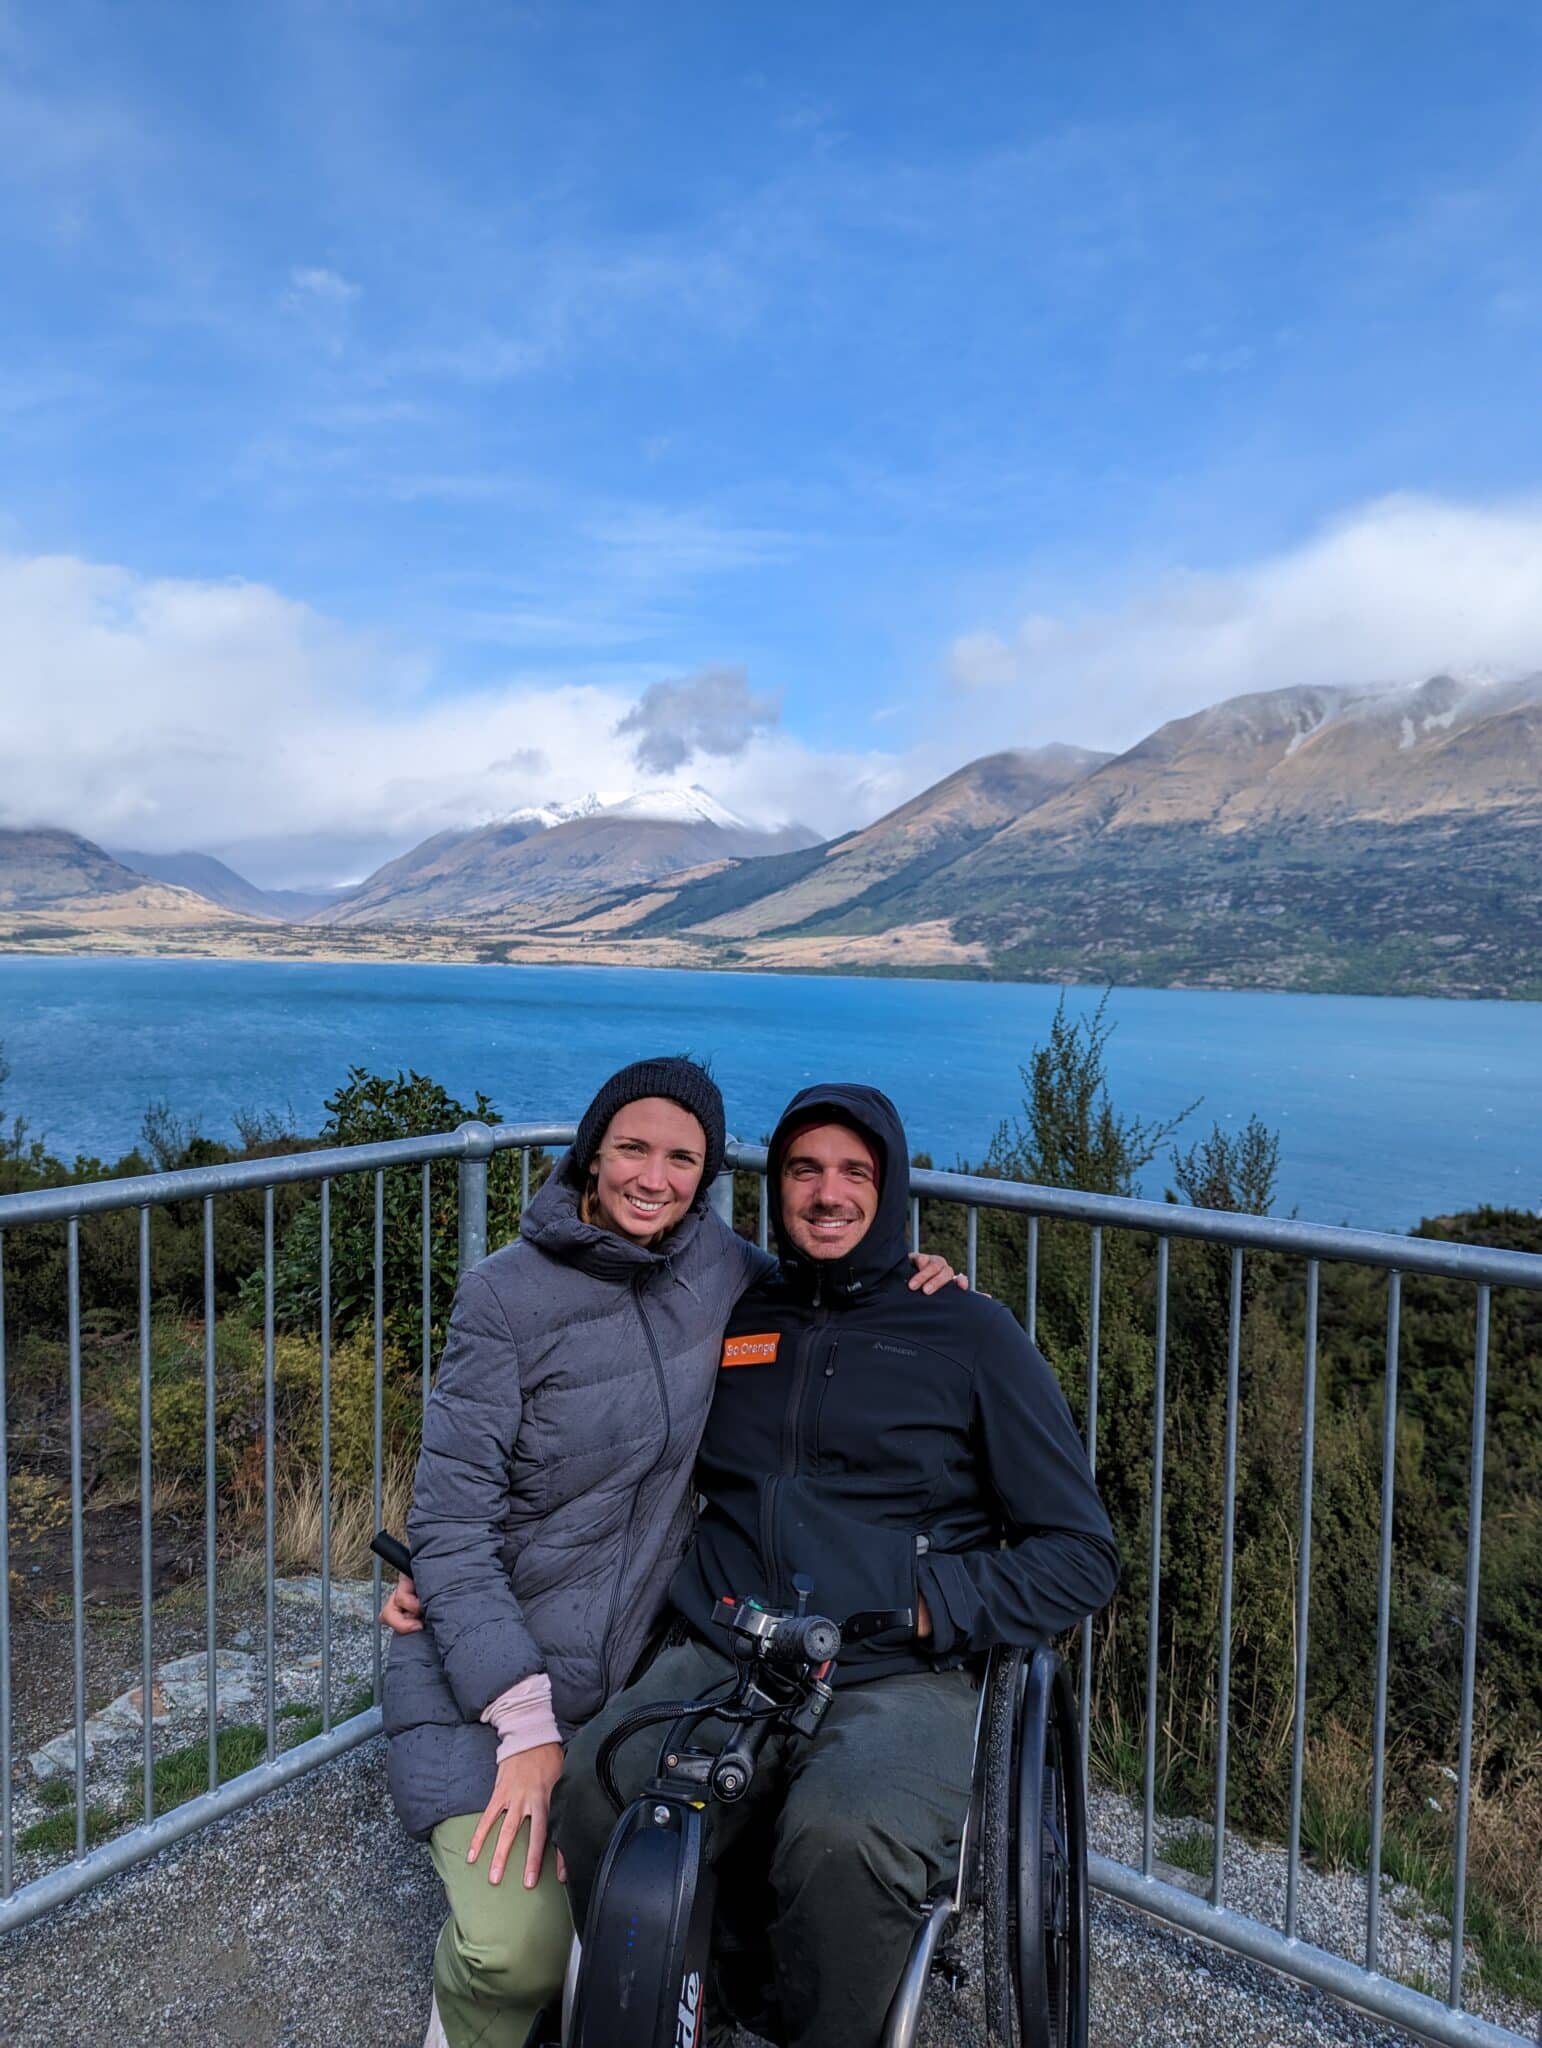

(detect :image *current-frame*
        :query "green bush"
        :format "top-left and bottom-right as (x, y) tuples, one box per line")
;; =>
(260, 1067), (549, 1361)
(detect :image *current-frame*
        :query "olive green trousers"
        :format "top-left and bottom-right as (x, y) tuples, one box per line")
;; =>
(428, 1812), (574, 2048)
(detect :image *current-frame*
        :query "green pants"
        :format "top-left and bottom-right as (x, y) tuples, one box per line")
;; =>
(428, 1812), (574, 2048)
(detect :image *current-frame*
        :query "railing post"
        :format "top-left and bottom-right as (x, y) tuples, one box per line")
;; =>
(457, 1121), (495, 1275)
(709, 1140), (737, 1229)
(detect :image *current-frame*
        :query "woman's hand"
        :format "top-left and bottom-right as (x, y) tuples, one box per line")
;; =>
(467, 1742), (566, 1888)
(379, 1575), (424, 1633)
(907, 1251), (968, 1294)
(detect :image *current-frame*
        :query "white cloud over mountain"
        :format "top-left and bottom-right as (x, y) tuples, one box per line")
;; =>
(0, 549), (908, 887)
(945, 494), (1542, 754)
(6, 493), (1541, 890)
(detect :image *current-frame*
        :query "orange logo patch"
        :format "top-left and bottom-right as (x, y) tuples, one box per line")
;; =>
(721, 1333), (781, 1369)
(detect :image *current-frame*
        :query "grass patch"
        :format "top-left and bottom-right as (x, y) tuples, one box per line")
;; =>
(127, 1722), (270, 1811)
(1160, 1827), (1213, 1878)
(17, 1804), (123, 1854)
(127, 1685), (379, 1811)
(35, 1778), (73, 1811)
(278, 1682), (376, 1748)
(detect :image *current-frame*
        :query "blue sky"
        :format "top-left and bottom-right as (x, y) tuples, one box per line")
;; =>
(4, 0), (1542, 884)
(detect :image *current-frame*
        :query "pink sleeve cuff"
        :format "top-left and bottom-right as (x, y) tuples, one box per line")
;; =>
(480, 1673), (562, 1762)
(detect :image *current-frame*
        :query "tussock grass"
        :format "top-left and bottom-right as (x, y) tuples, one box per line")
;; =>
(252, 1451), (415, 1578)
(1292, 1711), (1542, 2006)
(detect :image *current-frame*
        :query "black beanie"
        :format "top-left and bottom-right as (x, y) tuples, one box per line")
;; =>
(572, 1057), (726, 1188)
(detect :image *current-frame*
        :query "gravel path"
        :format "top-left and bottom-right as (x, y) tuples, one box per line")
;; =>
(5, 1738), (1532, 2048)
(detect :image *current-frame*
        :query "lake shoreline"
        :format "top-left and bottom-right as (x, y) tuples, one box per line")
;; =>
(0, 925), (1533, 1002)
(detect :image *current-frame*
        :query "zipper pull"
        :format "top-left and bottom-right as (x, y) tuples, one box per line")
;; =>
(824, 1337), (838, 1378)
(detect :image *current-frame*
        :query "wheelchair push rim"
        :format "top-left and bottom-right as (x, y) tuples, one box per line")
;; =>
(982, 1645), (1089, 2048)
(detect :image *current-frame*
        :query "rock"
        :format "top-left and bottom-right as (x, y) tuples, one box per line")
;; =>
(29, 1730), (94, 1782)
(83, 1708), (150, 1748)
(158, 1650), (261, 1682)
(230, 1629), (255, 1650)
(156, 1650), (261, 1717)
(274, 1577), (379, 1626)
(92, 1681), (170, 1732)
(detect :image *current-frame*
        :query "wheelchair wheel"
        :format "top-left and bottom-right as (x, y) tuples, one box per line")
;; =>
(981, 1646), (1089, 2048)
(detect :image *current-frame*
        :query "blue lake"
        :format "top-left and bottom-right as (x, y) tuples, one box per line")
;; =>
(0, 955), (1537, 1231)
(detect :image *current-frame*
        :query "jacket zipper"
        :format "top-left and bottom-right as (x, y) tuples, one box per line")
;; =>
(598, 1276), (673, 1697)
(760, 1298), (828, 1603)
(808, 1338), (839, 1469)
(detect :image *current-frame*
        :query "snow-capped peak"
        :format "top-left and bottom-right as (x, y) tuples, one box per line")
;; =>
(505, 793), (608, 830)
(601, 785), (752, 831)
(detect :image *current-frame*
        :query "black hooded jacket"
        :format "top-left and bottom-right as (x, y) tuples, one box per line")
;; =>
(668, 1084), (1120, 1682)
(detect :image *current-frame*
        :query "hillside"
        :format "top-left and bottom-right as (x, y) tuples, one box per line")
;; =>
(318, 790), (817, 926)
(611, 744), (1108, 939)
(110, 849), (349, 921)
(804, 677), (1542, 996)
(0, 829), (250, 935)
(986, 673), (1542, 843)
(0, 829), (150, 909)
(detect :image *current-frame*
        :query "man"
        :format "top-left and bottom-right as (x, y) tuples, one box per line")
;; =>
(553, 1082), (1118, 2048)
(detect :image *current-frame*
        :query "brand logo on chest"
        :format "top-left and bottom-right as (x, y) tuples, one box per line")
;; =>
(720, 1332), (781, 1368)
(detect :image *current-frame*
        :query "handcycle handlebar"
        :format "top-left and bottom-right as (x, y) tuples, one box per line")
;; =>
(371, 1529), (413, 1576)
(594, 1595), (847, 1813)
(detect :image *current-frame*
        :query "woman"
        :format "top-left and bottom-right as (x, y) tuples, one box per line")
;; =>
(383, 1057), (954, 2048)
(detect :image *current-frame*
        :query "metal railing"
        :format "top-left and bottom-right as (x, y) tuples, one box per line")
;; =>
(0, 1120), (570, 1938)
(1, 1123), (1536, 2048)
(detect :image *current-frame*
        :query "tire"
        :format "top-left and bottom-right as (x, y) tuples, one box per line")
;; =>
(981, 1647), (1089, 2048)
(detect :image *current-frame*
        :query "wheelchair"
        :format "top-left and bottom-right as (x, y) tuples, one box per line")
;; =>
(563, 1595), (1088, 2048)
(885, 1638), (1089, 2048)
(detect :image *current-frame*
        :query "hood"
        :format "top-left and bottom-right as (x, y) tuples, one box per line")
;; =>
(518, 1145), (709, 1280)
(767, 1084), (911, 1301)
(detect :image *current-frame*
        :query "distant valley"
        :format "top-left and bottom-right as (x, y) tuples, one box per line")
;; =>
(4, 676), (1539, 999)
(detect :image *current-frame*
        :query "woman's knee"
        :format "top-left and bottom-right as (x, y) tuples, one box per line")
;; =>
(444, 1890), (571, 2010)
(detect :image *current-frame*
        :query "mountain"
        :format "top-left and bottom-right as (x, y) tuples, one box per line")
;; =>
(615, 745), (1110, 940)
(986, 674), (1542, 845)
(557, 676), (1539, 996)
(0, 829), (150, 909)
(0, 829), (247, 929)
(881, 675), (1542, 995)
(110, 848), (352, 921)
(316, 789), (819, 926)
(7, 676), (1537, 995)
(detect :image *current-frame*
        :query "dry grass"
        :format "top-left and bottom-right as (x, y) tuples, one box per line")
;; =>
(1465, 1725), (1542, 1948)
(258, 1453), (416, 1579)
(1299, 1714), (1376, 1870)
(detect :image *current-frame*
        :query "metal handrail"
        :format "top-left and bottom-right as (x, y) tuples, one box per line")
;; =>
(0, 1122), (576, 1227)
(0, 1121), (1536, 2048)
(729, 1141), (1542, 1290)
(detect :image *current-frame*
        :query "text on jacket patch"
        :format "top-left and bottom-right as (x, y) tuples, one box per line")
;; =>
(721, 1333), (780, 1368)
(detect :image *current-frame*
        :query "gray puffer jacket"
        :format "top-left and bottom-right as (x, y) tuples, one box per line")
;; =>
(383, 1155), (770, 1840)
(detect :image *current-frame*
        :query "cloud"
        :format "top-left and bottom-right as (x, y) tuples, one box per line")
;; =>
(285, 265), (360, 308)
(615, 666), (780, 773)
(281, 266), (361, 355)
(944, 495), (1542, 754)
(0, 549), (897, 886)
